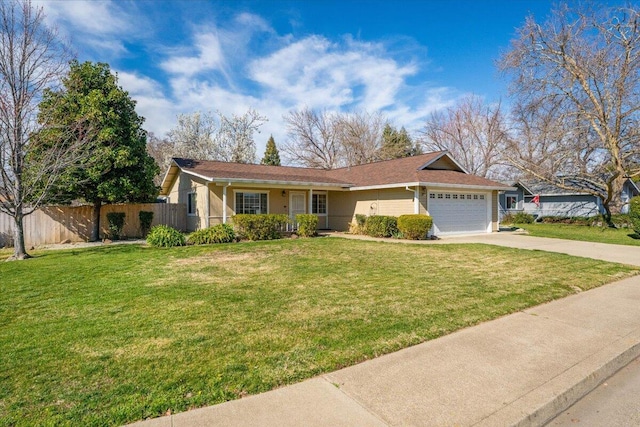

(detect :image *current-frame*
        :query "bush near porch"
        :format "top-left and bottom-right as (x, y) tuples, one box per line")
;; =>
(232, 214), (289, 241)
(1, 238), (635, 426)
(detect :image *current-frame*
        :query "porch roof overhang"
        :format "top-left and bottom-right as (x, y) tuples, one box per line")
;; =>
(210, 178), (350, 191)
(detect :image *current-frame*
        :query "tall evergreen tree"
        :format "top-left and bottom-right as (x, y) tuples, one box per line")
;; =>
(261, 135), (281, 166)
(378, 124), (421, 160)
(36, 60), (159, 241)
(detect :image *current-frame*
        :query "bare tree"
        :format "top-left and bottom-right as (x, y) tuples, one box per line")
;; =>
(335, 111), (385, 166)
(420, 95), (510, 180)
(167, 111), (219, 161)
(499, 4), (640, 222)
(146, 132), (173, 183)
(0, 0), (74, 260)
(217, 108), (266, 163)
(283, 108), (341, 169)
(283, 108), (389, 168)
(165, 109), (265, 165)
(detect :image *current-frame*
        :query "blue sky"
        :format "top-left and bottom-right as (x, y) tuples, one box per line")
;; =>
(36, 0), (558, 155)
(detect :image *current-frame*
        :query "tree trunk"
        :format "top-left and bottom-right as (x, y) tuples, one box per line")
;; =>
(608, 174), (626, 215)
(9, 210), (31, 260)
(90, 200), (102, 242)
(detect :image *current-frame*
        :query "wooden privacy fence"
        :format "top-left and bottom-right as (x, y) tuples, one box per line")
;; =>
(0, 203), (186, 248)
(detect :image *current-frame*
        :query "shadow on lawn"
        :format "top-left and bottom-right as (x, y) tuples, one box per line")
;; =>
(627, 233), (640, 240)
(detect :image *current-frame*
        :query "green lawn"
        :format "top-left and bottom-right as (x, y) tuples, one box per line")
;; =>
(516, 222), (640, 246)
(1, 238), (637, 426)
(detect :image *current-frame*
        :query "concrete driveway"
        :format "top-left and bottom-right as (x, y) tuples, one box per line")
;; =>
(330, 231), (640, 267)
(435, 232), (640, 267)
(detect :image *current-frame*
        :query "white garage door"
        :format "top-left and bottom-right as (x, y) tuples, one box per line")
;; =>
(428, 192), (490, 235)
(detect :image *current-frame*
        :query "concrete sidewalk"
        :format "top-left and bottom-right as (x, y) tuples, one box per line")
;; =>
(128, 234), (640, 427)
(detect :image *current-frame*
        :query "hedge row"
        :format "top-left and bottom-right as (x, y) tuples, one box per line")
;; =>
(502, 212), (634, 228)
(353, 214), (433, 240)
(146, 213), (321, 247)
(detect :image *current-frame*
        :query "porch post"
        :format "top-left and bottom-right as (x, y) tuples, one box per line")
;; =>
(309, 188), (313, 214)
(414, 187), (420, 214)
(222, 185), (228, 224)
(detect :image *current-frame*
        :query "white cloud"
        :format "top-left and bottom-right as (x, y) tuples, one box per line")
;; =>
(161, 32), (226, 77)
(35, 2), (463, 159)
(115, 71), (176, 137)
(248, 36), (418, 113)
(35, 0), (139, 56)
(36, 0), (131, 35)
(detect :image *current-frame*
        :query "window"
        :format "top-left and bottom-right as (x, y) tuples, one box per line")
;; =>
(429, 193), (435, 199)
(473, 194), (478, 200)
(466, 195), (472, 199)
(445, 194), (451, 199)
(452, 194), (458, 199)
(437, 193), (443, 199)
(480, 195), (485, 200)
(312, 193), (327, 215)
(506, 195), (518, 210)
(235, 191), (268, 214)
(187, 192), (196, 215)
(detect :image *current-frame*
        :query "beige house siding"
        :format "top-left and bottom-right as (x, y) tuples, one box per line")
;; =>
(208, 185), (224, 225)
(168, 173), (209, 231)
(327, 188), (415, 231)
(419, 186), (428, 214)
(427, 156), (459, 171)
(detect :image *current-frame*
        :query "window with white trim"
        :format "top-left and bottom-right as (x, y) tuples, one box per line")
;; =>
(235, 191), (268, 214)
(312, 193), (327, 215)
(187, 192), (196, 215)
(506, 195), (518, 210)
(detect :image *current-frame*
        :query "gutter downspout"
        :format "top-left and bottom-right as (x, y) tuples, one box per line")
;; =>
(406, 186), (419, 214)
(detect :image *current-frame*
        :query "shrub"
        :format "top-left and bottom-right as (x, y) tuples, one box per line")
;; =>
(296, 214), (318, 237)
(610, 213), (632, 228)
(349, 214), (368, 235)
(139, 211), (154, 237)
(629, 197), (640, 233)
(355, 214), (367, 228)
(187, 223), (236, 245)
(540, 216), (585, 225)
(232, 214), (289, 241)
(501, 213), (516, 225)
(398, 214), (433, 240)
(365, 215), (398, 238)
(146, 225), (186, 247)
(106, 212), (126, 240)
(511, 212), (535, 224)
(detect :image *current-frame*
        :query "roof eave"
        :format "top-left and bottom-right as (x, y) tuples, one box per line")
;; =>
(210, 177), (351, 190)
(421, 182), (515, 191)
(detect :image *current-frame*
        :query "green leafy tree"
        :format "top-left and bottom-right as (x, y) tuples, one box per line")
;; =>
(37, 60), (159, 241)
(379, 124), (421, 160)
(261, 135), (281, 166)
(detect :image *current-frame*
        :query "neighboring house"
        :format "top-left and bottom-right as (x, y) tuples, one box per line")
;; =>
(499, 179), (640, 220)
(160, 151), (513, 236)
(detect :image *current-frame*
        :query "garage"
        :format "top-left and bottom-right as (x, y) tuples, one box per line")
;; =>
(427, 191), (490, 235)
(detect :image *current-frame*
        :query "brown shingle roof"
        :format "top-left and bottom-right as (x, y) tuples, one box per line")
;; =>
(173, 158), (349, 186)
(168, 152), (512, 191)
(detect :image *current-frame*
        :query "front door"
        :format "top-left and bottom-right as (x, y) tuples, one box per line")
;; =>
(289, 192), (306, 222)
